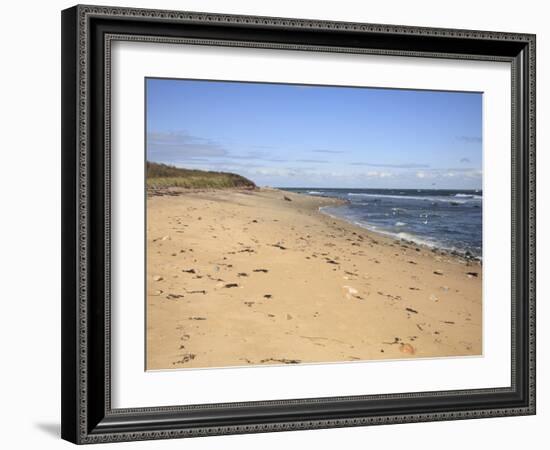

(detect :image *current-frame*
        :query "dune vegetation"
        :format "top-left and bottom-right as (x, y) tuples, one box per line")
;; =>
(147, 162), (256, 190)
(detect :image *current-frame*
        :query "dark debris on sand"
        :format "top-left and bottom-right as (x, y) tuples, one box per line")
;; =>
(260, 358), (301, 364)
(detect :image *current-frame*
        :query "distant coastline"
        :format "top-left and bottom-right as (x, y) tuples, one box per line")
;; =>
(146, 162), (256, 190)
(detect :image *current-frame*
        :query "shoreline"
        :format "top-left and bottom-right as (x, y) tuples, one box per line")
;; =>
(151, 186), (482, 262)
(146, 187), (482, 370)
(317, 204), (483, 263)
(272, 187), (481, 265)
(283, 187), (482, 262)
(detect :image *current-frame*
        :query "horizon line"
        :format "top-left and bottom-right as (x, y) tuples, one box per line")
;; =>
(274, 186), (482, 191)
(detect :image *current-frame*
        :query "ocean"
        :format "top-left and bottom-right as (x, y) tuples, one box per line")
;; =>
(282, 188), (482, 259)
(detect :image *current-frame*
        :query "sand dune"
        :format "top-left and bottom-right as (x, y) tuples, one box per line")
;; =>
(146, 188), (482, 370)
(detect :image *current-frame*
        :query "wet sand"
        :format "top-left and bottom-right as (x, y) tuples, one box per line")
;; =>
(146, 188), (482, 370)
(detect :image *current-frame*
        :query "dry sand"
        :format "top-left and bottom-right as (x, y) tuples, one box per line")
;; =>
(146, 188), (482, 370)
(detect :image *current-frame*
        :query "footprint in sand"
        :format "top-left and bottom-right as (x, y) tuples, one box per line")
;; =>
(172, 353), (196, 365)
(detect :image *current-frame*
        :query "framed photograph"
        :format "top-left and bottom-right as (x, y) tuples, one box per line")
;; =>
(61, 4), (536, 444)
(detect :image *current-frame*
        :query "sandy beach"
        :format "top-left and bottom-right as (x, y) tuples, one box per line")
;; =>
(146, 188), (482, 370)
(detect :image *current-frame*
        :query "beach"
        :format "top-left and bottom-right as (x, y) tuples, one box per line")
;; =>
(146, 188), (482, 370)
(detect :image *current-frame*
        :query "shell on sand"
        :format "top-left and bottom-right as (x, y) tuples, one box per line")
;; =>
(399, 343), (416, 355)
(342, 285), (359, 300)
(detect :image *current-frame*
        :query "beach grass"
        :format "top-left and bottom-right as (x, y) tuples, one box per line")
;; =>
(147, 162), (256, 190)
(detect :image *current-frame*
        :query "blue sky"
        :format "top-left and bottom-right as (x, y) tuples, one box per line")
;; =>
(146, 78), (482, 189)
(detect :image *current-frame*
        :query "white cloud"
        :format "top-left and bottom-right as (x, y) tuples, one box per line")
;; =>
(416, 169), (481, 180)
(148, 131), (227, 158)
(351, 162), (429, 169)
(366, 171), (393, 178)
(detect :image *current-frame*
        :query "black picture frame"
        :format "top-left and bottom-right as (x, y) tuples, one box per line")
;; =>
(61, 4), (536, 444)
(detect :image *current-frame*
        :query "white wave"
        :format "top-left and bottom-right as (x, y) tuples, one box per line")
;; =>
(320, 207), (436, 247)
(396, 232), (438, 248)
(454, 193), (483, 199)
(347, 192), (481, 203)
(307, 191), (323, 195)
(395, 222), (407, 227)
(319, 206), (481, 259)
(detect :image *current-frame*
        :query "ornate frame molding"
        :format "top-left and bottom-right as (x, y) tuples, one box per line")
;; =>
(62, 5), (536, 444)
